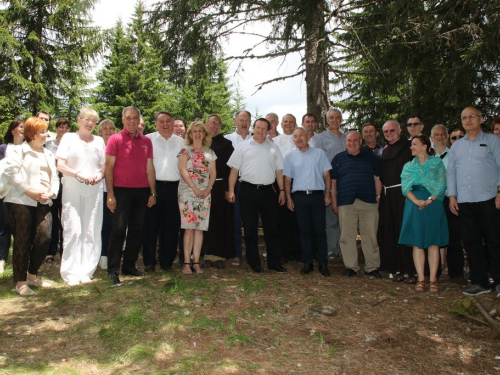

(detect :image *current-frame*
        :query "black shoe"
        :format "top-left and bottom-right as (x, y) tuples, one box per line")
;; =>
(160, 265), (173, 273)
(108, 273), (121, 285)
(268, 264), (287, 273)
(318, 264), (331, 277)
(300, 263), (314, 275)
(202, 260), (214, 269)
(121, 267), (145, 277)
(214, 260), (226, 269)
(144, 265), (156, 273)
(342, 268), (357, 277)
(250, 264), (264, 273)
(364, 270), (382, 279)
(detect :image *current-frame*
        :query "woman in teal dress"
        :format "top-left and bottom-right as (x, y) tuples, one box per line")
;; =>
(399, 135), (448, 292)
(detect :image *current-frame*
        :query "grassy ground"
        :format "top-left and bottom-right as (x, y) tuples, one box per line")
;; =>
(0, 245), (499, 374)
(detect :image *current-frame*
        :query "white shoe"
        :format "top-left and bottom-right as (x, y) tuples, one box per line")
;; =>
(67, 280), (80, 286)
(99, 256), (108, 270)
(80, 276), (92, 284)
(27, 274), (52, 288)
(15, 283), (35, 296)
(0, 260), (4, 274)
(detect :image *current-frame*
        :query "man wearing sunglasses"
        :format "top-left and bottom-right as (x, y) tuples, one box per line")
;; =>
(407, 114), (424, 139)
(450, 129), (465, 144)
(377, 120), (415, 282)
(447, 107), (500, 297)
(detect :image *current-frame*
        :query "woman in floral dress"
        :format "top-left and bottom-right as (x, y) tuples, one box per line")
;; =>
(178, 121), (217, 274)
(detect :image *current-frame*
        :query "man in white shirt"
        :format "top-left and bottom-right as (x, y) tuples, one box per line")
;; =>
(143, 111), (185, 272)
(225, 110), (253, 266)
(265, 112), (280, 140)
(227, 118), (287, 273)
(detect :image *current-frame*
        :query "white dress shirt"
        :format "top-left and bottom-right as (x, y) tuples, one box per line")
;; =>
(146, 132), (185, 181)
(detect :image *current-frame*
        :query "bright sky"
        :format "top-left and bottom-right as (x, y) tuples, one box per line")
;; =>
(91, 0), (307, 130)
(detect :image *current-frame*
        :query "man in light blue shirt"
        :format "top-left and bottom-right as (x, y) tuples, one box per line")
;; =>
(312, 108), (346, 258)
(284, 128), (332, 276)
(447, 107), (500, 297)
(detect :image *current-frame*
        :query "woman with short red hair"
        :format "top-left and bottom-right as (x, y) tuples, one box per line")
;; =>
(3, 117), (59, 296)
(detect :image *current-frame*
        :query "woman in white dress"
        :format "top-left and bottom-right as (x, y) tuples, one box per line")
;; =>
(56, 108), (106, 285)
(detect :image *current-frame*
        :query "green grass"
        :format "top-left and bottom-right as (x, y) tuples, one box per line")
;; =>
(225, 333), (254, 346)
(239, 277), (267, 293)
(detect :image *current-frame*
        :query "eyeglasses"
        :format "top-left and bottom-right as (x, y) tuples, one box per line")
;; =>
(451, 135), (464, 141)
(383, 129), (396, 134)
(407, 122), (422, 127)
(80, 117), (98, 125)
(461, 114), (481, 121)
(207, 120), (221, 127)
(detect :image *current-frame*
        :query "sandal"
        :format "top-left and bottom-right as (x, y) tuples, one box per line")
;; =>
(192, 262), (204, 274)
(404, 275), (418, 285)
(182, 263), (192, 275)
(15, 284), (35, 296)
(415, 280), (425, 292)
(45, 255), (54, 262)
(231, 257), (240, 266)
(392, 274), (406, 282)
(429, 281), (439, 293)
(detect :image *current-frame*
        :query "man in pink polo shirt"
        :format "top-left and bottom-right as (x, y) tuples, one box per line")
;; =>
(105, 106), (157, 285)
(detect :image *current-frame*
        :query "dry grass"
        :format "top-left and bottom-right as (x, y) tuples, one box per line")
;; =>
(0, 238), (499, 374)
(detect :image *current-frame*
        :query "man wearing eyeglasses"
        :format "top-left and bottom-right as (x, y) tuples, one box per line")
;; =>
(407, 114), (424, 139)
(447, 107), (500, 297)
(377, 120), (415, 282)
(201, 115), (235, 269)
(142, 111), (185, 274)
(105, 106), (157, 285)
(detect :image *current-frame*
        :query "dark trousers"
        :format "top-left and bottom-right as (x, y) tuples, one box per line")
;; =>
(277, 203), (301, 261)
(233, 181), (243, 259)
(47, 183), (63, 256)
(108, 187), (149, 275)
(293, 192), (328, 266)
(6, 203), (52, 282)
(239, 184), (281, 267)
(458, 198), (500, 289)
(0, 200), (10, 261)
(142, 181), (180, 268)
(101, 191), (113, 257)
(443, 197), (464, 278)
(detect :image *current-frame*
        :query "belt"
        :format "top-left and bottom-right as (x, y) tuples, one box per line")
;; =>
(156, 180), (179, 185)
(293, 190), (323, 195)
(241, 181), (272, 189)
(383, 183), (401, 195)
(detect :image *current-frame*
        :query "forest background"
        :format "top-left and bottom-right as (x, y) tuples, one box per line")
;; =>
(1, 0), (499, 137)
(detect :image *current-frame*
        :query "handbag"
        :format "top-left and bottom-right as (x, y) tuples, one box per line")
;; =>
(0, 147), (25, 199)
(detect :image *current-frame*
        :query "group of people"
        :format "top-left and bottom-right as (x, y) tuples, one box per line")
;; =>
(1, 105), (499, 299)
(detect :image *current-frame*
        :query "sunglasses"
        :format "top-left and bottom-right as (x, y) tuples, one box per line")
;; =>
(451, 135), (464, 141)
(407, 122), (422, 127)
(383, 129), (396, 134)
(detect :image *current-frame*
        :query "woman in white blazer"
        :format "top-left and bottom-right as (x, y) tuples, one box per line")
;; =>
(3, 117), (59, 296)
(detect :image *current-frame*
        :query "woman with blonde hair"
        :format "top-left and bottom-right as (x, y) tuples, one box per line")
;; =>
(56, 108), (106, 285)
(178, 121), (217, 274)
(3, 117), (59, 296)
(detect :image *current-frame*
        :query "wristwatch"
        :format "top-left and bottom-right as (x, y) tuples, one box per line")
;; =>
(151, 193), (158, 197)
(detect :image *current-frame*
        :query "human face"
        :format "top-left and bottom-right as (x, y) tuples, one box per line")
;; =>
(460, 107), (483, 135)
(190, 126), (205, 143)
(326, 110), (342, 132)
(382, 121), (401, 144)
(407, 117), (424, 137)
(32, 128), (48, 148)
(138, 118), (145, 134)
(122, 109), (140, 134)
(235, 112), (251, 135)
(410, 137), (427, 157)
(450, 130), (464, 144)
(174, 120), (186, 137)
(362, 125), (378, 146)
(293, 128), (308, 151)
(431, 127), (448, 148)
(100, 124), (116, 144)
(302, 115), (317, 134)
(12, 123), (25, 142)
(37, 113), (50, 124)
(78, 114), (98, 134)
(56, 123), (70, 140)
(205, 117), (221, 137)
(155, 113), (173, 139)
(253, 120), (268, 144)
(493, 124), (500, 137)
(281, 115), (296, 135)
(265, 115), (278, 133)
(346, 132), (361, 156)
